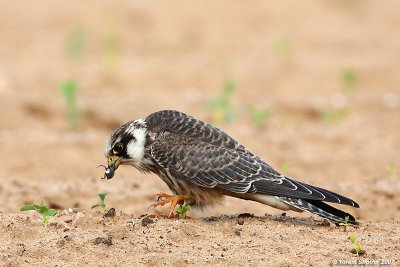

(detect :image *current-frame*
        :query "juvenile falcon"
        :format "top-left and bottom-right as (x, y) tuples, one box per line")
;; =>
(103, 110), (359, 224)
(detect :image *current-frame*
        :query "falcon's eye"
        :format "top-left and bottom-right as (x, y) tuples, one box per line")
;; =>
(112, 143), (124, 155)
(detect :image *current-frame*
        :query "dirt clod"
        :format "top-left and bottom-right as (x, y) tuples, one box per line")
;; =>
(238, 213), (254, 219)
(141, 216), (154, 227)
(104, 208), (116, 218)
(351, 249), (366, 256)
(234, 229), (242, 236)
(93, 236), (113, 246)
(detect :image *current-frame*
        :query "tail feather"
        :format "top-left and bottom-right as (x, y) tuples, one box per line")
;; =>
(280, 197), (358, 224)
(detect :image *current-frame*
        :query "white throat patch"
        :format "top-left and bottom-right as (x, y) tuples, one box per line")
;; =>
(126, 127), (147, 166)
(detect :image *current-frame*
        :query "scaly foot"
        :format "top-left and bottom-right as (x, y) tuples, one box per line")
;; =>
(149, 192), (191, 217)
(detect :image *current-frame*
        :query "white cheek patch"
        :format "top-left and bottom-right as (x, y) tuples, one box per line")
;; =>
(126, 127), (147, 163)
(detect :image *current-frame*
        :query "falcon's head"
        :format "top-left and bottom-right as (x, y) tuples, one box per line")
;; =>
(103, 119), (149, 179)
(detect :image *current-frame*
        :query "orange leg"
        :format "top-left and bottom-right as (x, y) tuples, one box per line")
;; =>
(149, 192), (191, 217)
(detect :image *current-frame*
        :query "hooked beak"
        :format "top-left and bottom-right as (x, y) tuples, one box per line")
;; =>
(105, 155), (121, 179)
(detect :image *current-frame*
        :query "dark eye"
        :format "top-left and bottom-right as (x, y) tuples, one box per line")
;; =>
(112, 143), (124, 155)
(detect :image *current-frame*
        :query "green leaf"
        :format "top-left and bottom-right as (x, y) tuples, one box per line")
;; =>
(355, 241), (362, 256)
(67, 26), (86, 60)
(176, 204), (192, 219)
(20, 201), (57, 227)
(91, 204), (100, 209)
(44, 209), (58, 217)
(99, 192), (107, 202)
(340, 67), (357, 91)
(32, 204), (42, 210)
(247, 105), (270, 128)
(280, 162), (289, 172)
(20, 205), (36, 211)
(43, 217), (49, 227)
(183, 205), (192, 212)
(273, 38), (294, 60)
(222, 77), (236, 96)
(320, 107), (348, 124)
(203, 76), (237, 125)
(59, 79), (80, 129)
(349, 233), (356, 244)
(387, 162), (397, 178)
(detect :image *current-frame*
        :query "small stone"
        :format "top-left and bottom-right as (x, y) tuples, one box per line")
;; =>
(141, 216), (154, 227)
(234, 229), (241, 236)
(93, 236), (113, 246)
(238, 213), (253, 219)
(104, 208), (116, 218)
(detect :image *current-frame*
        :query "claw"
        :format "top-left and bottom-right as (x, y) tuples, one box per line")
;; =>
(148, 193), (191, 217)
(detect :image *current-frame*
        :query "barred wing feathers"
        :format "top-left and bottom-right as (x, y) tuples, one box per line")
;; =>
(147, 110), (359, 208)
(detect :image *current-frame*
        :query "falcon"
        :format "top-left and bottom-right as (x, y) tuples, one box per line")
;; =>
(103, 110), (359, 224)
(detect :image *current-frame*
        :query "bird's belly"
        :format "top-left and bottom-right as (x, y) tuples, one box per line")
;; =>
(157, 171), (224, 208)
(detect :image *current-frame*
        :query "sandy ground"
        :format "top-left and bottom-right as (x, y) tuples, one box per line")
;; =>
(1, 211), (399, 266)
(0, 0), (399, 266)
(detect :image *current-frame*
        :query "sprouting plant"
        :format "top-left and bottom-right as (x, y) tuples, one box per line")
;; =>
(340, 67), (357, 92)
(273, 37), (294, 60)
(67, 26), (86, 60)
(59, 79), (80, 129)
(280, 162), (289, 172)
(91, 192), (108, 213)
(338, 216), (350, 229)
(247, 105), (271, 128)
(204, 76), (237, 125)
(349, 233), (363, 257)
(102, 29), (120, 73)
(20, 200), (58, 227)
(176, 204), (192, 219)
(320, 107), (348, 124)
(386, 162), (397, 180)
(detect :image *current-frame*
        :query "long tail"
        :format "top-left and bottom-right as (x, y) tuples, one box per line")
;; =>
(279, 197), (358, 224)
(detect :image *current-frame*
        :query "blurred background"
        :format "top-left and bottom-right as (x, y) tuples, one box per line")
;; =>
(0, 0), (398, 221)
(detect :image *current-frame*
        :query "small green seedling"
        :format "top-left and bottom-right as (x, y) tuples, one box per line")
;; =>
(176, 204), (192, 219)
(204, 76), (237, 125)
(20, 200), (58, 227)
(91, 192), (108, 213)
(386, 162), (397, 180)
(338, 216), (350, 230)
(247, 105), (271, 128)
(349, 233), (363, 257)
(273, 37), (294, 60)
(67, 26), (86, 60)
(102, 29), (121, 73)
(59, 79), (80, 129)
(280, 162), (289, 172)
(320, 107), (348, 124)
(340, 67), (357, 92)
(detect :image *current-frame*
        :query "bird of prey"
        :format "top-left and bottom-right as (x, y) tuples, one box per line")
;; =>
(103, 110), (359, 224)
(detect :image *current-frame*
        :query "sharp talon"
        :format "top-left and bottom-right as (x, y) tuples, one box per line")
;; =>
(148, 193), (192, 217)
